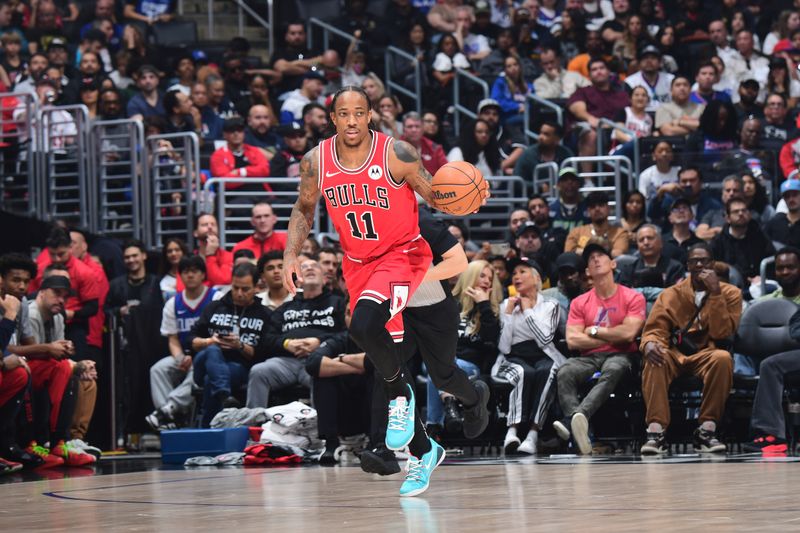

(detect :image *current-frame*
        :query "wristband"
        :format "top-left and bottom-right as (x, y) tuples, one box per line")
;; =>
(283, 338), (291, 349)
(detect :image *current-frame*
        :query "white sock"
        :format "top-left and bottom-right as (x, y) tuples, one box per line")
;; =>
(701, 421), (716, 432)
(647, 423), (663, 433)
(506, 427), (518, 440)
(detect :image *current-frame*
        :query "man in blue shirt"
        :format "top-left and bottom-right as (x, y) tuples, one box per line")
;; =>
(126, 64), (164, 120)
(690, 61), (732, 105)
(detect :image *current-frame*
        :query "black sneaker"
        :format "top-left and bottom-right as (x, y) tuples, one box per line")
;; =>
(693, 427), (726, 453)
(320, 439), (339, 466)
(221, 396), (241, 409)
(640, 431), (668, 455)
(145, 409), (176, 432)
(426, 423), (444, 444)
(742, 435), (788, 454)
(462, 380), (490, 439)
(1, 444), (44, 469)
(443, 396), (463, 434)
(359, 444), (401, 476)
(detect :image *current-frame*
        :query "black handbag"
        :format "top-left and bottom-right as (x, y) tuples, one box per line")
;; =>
(669, 297), (707, 356)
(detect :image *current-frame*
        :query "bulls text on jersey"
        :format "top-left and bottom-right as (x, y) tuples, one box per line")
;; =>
(322, 182), (390, 210)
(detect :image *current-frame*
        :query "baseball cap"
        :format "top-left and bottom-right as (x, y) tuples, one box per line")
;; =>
(558, 167), (580, 181)
(477, 98), (501, 114)
(279, 121), (306, 137)
(41, 275), (71, 291)
(47, 37), (67, 51)
(638, 44), (662, 60)
(515, 221), (540, 238)
(303, 69), (326, 82)
(507, 256), (544, 279)
(223, 116), (246, 132)
(474, 0), (490, 14)
(582, 243), (612, 264)
(781, 179), (800, 196)
(670, 195), (692, 211)
(555, 252), (585, 272)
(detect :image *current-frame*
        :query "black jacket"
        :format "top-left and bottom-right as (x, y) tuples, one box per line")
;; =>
(188, 291), (272, 366)
(304, 331), (363, 377)
(105, 273), (163, 319)
(711, 221), (776, 279)
(455, 299), (501, 370)
(263, 289), (347, 358)
(617, 255), (686, 288)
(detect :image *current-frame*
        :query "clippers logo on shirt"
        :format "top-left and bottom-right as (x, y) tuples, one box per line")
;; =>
(593, 306), (617, 327)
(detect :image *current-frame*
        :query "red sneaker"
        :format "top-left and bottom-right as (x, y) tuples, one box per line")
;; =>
(743, 435), (788, 454)
(0, 456), (22, 475)
(52, 440), (97, 467)
(26, 441), (65, 468)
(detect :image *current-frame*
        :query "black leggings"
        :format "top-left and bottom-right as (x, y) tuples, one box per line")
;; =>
(350, 299), (431, 457)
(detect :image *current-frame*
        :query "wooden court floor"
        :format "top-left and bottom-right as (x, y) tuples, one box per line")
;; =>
(1, 455), (798, 532)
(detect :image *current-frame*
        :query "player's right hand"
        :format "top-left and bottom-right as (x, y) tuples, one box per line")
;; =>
(283, 254), (304, 295)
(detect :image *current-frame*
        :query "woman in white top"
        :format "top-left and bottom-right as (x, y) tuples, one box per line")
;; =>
(610, 86), (652, 161)
(159, 238), (189, 300)
(447, 118), (501, 178)
(493, 258), (565, 455)
(762, 10), (800, 55)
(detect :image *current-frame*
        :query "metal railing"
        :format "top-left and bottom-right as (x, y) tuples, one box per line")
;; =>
(89, 119), (146, 240)
(205, 0), (274, 57)
(597, 118), (640, 178)
(453, 68), (489, 136)
(0, 92), (38, 217)
(385, 46), (422, 114)
(202, 177), (323, 249)
(523, 94), (564, 144)
(307, 17), (361, 53)
(561, 156), (633, 221)
(147, 132), (201, 249)
(532, 161), (559, 197)
(38, 105), (90, 227)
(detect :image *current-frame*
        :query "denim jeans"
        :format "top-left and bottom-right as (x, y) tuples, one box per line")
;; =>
(425, 358), (480, 425)
(193, 345), (248, 427)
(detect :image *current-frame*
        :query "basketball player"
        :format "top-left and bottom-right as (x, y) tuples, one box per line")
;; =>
(283, 86), (487, 497)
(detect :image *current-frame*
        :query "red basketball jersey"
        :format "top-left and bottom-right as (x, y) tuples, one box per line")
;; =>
(319, 131), (421, 260)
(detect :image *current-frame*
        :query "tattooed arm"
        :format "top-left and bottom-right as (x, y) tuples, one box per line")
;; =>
(283, 146), (320, 294)
(388, 139), (435, 204)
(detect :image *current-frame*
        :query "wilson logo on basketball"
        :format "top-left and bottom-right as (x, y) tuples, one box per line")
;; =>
(433, 190), (457, 200)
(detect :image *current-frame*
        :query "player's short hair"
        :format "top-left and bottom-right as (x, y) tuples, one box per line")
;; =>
(256, 250), (283, 275)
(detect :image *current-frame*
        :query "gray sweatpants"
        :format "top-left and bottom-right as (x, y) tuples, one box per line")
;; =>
(556, 352), (633, 419)
(751, 349), (800, 439)
(150, 355), (196, 411)
(246, 356), (311, 408)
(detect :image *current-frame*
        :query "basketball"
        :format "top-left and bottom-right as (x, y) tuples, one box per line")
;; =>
(431, 161), (487, 216)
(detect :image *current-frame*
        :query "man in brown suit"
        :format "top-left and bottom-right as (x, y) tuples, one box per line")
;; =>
(639, 242), (742, 455)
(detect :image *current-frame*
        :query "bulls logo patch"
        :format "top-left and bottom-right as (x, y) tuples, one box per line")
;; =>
(389, 283), (410, 317)
(368, 164), (383, 180)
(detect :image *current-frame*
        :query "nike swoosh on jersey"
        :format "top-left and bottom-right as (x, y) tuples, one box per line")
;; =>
(325, 170), (341, 177)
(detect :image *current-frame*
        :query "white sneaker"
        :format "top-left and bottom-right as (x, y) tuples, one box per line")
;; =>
(571, 413), (592, 455)
(517, 437), (537, 455)
(503, 433), (521, 454)
(67, 439), (102, 459)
